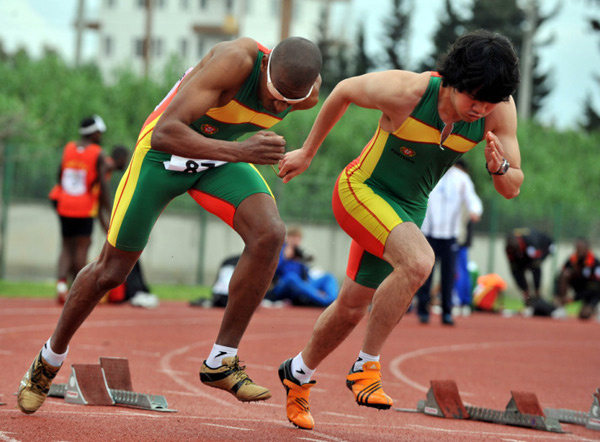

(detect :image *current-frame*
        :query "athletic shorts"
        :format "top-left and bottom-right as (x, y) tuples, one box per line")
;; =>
(107, 149), (273, 252)
(332, 168), (426, 289)
(59, 216), (94, 238)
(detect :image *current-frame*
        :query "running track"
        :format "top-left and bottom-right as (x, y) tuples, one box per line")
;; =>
(0, 298), (599, 441)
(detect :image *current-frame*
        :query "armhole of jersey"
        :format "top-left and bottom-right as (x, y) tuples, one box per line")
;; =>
(256, 41), (271, 55)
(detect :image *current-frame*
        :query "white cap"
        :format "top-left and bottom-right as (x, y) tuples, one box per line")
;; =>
(79, 115), (107, 135)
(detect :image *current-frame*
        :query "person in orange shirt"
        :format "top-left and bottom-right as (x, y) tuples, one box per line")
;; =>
(52, 116), (111, 304)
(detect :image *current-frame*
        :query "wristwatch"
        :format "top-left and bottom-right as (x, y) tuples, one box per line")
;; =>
(486, 158), (510, 175)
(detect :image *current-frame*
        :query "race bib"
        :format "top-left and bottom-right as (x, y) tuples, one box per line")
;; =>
(61, 168), (87, 196)
(163, 155), (227, 173)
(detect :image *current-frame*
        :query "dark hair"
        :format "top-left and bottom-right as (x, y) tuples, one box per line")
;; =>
(437, 30), (520, 103)
(272, 37), (322, 89)
(111, 145), (129, 161)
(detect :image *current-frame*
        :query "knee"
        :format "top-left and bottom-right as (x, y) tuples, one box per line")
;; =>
(335, 298), (369, 326)
(404, 251), (435, 292)
(92, 260), (130, 292)
(248, 217), (286, 251)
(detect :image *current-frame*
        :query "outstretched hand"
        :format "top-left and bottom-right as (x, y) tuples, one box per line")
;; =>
(238, 131), (286, 165)
(277, 148), (312, 183)
(484, 131), (506, 173)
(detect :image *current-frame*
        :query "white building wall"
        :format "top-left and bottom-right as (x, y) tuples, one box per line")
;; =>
(96, 0), (328, 81)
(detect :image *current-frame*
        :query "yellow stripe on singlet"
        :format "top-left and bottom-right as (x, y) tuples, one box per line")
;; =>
(443, 134), (479, 152)
(392, 117), (440, 144)
(346, 126), (389, 179)
(207, 100), (282, 128)
(107, 114), (159, 246)
(392, 116), (479, 152)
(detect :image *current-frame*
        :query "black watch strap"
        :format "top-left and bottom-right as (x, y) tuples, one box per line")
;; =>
(486, 158), (510, 175)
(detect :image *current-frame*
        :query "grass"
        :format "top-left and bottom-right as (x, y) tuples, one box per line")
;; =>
(0, 279), (582, 317)
(0, 279), (211, 302)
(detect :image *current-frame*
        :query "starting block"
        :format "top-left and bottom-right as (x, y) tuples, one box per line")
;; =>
(396, 380), (563, 433)
(48, 357), (176, 413)
(544, 388), (600, 431)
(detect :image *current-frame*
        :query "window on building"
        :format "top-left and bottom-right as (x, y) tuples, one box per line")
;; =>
(134, 38), (145, 57)
(105, 0), (117, 8)
(103, 36), (113, 57)
(137, 0), (145, 7)
(180, 0), (189, 9)
(153, 38), (164, 57)
(225, 0), (233, 12)
(156, 0), (166, 8)
(180, 39), (188, 58)
(199, 0), (208, 10)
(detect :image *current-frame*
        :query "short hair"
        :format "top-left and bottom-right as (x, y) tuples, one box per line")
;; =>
(437, 30), (520, 103)
(271, 37), (322, 89)
(111, 145), (129, 161)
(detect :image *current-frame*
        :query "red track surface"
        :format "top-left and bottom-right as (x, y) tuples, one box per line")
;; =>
(1, 298), (599, 441)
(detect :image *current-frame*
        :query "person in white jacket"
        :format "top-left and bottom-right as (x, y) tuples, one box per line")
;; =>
(416, 160), (483, 325)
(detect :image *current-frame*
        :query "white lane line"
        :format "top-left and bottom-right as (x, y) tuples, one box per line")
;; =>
(201, 423), (253, 431)
(389, 340), (600, 394)
(320, 411), (364, 420)
(0, 431), (20, 442)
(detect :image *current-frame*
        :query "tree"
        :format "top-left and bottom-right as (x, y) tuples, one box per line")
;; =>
(419, 0), (465, 71)
(353, 21), (374, 76)
(314, 6), (350, 93)
(380, 0), (413, 70)
(420, 0), (558, 119)
(582, 1), (600, 131)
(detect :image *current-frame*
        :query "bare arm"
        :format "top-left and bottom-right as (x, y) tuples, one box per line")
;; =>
(151, 38), (286, 165)
(278, 70), (426, 183)
(483, 97), (524, 199)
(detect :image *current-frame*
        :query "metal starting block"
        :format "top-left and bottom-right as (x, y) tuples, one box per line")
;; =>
(395, 379), (563, 433)
(544, 387), (600, 431)
(48, 357), (176, 413)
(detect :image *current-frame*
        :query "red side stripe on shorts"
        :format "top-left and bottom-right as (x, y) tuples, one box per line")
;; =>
(188, 189), (236, 228)
(346, 240), (366, 281)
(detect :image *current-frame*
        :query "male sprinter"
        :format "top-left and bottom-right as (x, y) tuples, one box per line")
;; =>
(276, 30), (522, 430)
(17, 36), (322, 414)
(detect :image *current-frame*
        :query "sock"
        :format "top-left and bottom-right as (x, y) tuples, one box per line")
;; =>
(41, 338), (68, 367)
(353, 350), (379, 372)
(56, 279), (68, 294)
(205, 344), (237, 368)
(290, 352), (315, 384)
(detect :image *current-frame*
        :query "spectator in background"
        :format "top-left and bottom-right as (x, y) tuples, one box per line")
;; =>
(51, 116), (111, 304)
(505, 227), (554, 315)
(189, 255), (242, 308)
(416, 161), (483, 325)
(553, 238), (600, 320)
(265, 226), (338, 307)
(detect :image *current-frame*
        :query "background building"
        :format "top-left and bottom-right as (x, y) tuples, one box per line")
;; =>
(94, 0), (337, 80)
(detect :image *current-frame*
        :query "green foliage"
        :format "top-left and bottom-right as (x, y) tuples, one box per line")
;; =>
(0, 47), (597, 238)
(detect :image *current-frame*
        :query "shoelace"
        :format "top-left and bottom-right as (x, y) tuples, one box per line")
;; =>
(29, 360), (56, 394)
(229, 359), (253, 385)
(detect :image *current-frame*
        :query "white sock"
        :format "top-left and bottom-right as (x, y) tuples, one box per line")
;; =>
(353, 350), (379, 372)
(205, 344), (237, 368)
(290, 352), (315, 384)
(41, 338), (68, 367)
